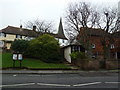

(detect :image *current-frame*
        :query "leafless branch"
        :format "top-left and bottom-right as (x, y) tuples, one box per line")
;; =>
(25, 19), (54, 33)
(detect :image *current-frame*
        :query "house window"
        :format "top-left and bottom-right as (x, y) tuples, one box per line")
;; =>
(24, 36), (33, 41)
(72, 46), (80, 52)
(0, 40), (4, 47)
(16, 35), (22, 39)
(92, 44), (95, 49)
(0, 33), (6, 37)
(62, 39), (64, 43)
(111, 44), (115, 49)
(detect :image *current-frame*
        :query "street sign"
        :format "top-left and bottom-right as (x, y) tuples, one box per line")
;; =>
(12, 53), (23, 68)
(18, 54), (22, 60)
(13, 54), (17, 60)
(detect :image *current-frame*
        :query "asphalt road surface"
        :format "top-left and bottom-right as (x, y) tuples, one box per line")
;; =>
(1, 73), (119, 89)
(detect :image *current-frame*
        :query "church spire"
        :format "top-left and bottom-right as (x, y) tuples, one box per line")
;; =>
(57, 18), (67, 40)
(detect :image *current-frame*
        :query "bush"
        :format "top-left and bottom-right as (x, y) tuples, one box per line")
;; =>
(70, 52), (87, 60)
(25, 34), (63, 63)
(11, 39), (29, 53)
(70, 52), (78, 60)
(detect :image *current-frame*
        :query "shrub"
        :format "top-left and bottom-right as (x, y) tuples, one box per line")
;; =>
(11, 39), (29, 53)
(25, 34), (63, 63)
(70, 52), (87, 60)
(70, 52), (78, 60)
(77, 52), (88, 59)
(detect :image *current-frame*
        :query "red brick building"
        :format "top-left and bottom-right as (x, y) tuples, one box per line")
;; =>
(111, 31), (120, 59)
(77, 27), (120, 59)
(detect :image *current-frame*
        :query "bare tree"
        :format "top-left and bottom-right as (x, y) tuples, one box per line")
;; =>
(99, 8), (119, 61)
(103, 8), (118, 32)
(65, 2), (100, 57)
(92, 7), (119, 68)
(25, 19), (55, 34)
(65, 2), (100, 38)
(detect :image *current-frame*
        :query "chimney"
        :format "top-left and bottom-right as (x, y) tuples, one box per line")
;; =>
(33, 25), (36, 31)
(20, 25), (22, 28)
(20, 25), (22, 31)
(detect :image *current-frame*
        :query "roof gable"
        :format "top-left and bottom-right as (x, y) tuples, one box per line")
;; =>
(78, 27), (110, 37)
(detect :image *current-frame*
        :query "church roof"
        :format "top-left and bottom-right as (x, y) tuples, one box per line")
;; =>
(57, 18), (67, 40)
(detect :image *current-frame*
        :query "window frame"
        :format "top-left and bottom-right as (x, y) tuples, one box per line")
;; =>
(16, 35), (22, 39)
(111, 44), (115, 49)
(71, 45), (81, 52)
(0, 40), (4, 47)
(0, 33), (6, 37)
(92, 44), (95, 49)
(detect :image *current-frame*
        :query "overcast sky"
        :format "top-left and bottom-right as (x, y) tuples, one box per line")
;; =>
(0, 0), (120, 30)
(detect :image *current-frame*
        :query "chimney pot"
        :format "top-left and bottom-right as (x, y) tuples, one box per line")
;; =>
(33, 25), (36, 31)
(20, 25), (22, 28)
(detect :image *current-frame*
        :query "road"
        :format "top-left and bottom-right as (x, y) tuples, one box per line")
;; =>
(1, 72), (119, 89)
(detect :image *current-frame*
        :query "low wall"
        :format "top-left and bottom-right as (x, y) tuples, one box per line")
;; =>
(75, 59), (100, 70)
(72, 59), (119, 70)
(106, 60), (119, 70)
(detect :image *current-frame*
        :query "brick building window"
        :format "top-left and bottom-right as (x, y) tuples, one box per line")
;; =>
(111, 44), (115, 49)
(92, 44), (95, 49)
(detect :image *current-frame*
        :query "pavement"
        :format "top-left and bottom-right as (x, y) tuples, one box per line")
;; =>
(0, 69), (119, 74)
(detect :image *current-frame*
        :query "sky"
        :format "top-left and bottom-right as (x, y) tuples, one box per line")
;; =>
(0, 0), (120, 30)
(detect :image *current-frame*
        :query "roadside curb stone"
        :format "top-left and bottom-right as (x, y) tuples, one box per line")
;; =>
(0, 70), (119, 74)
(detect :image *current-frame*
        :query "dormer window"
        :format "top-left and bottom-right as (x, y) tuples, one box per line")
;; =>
(0, 33), (6, 37)
(16, 35), (22, 39)
(92, 44), (95, 49)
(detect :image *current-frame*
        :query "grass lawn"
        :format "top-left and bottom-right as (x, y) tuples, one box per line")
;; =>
(0, 53), (71, 69)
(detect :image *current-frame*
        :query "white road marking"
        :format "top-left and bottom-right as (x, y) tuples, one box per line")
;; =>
(13, 75), (17, 77)
(28, 75), (41, 77)
(28, 75), (54, 77)
(37, 83), (71, 87)
(0, 83), (35, 87)
(73, 82), (101, 87)
(1, 81), (119, 88)
(105, 82), (120, 84)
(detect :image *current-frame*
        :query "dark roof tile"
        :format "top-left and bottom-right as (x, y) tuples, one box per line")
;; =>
(0, 26), (38, 37)
(57, 18), (68, 40)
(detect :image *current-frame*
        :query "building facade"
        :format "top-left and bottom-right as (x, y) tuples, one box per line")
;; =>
(77, 27), (120, 60)
(0, 25), (38, 49)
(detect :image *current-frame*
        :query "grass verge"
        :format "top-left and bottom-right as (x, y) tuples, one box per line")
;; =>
(0, 53), (71, 69)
